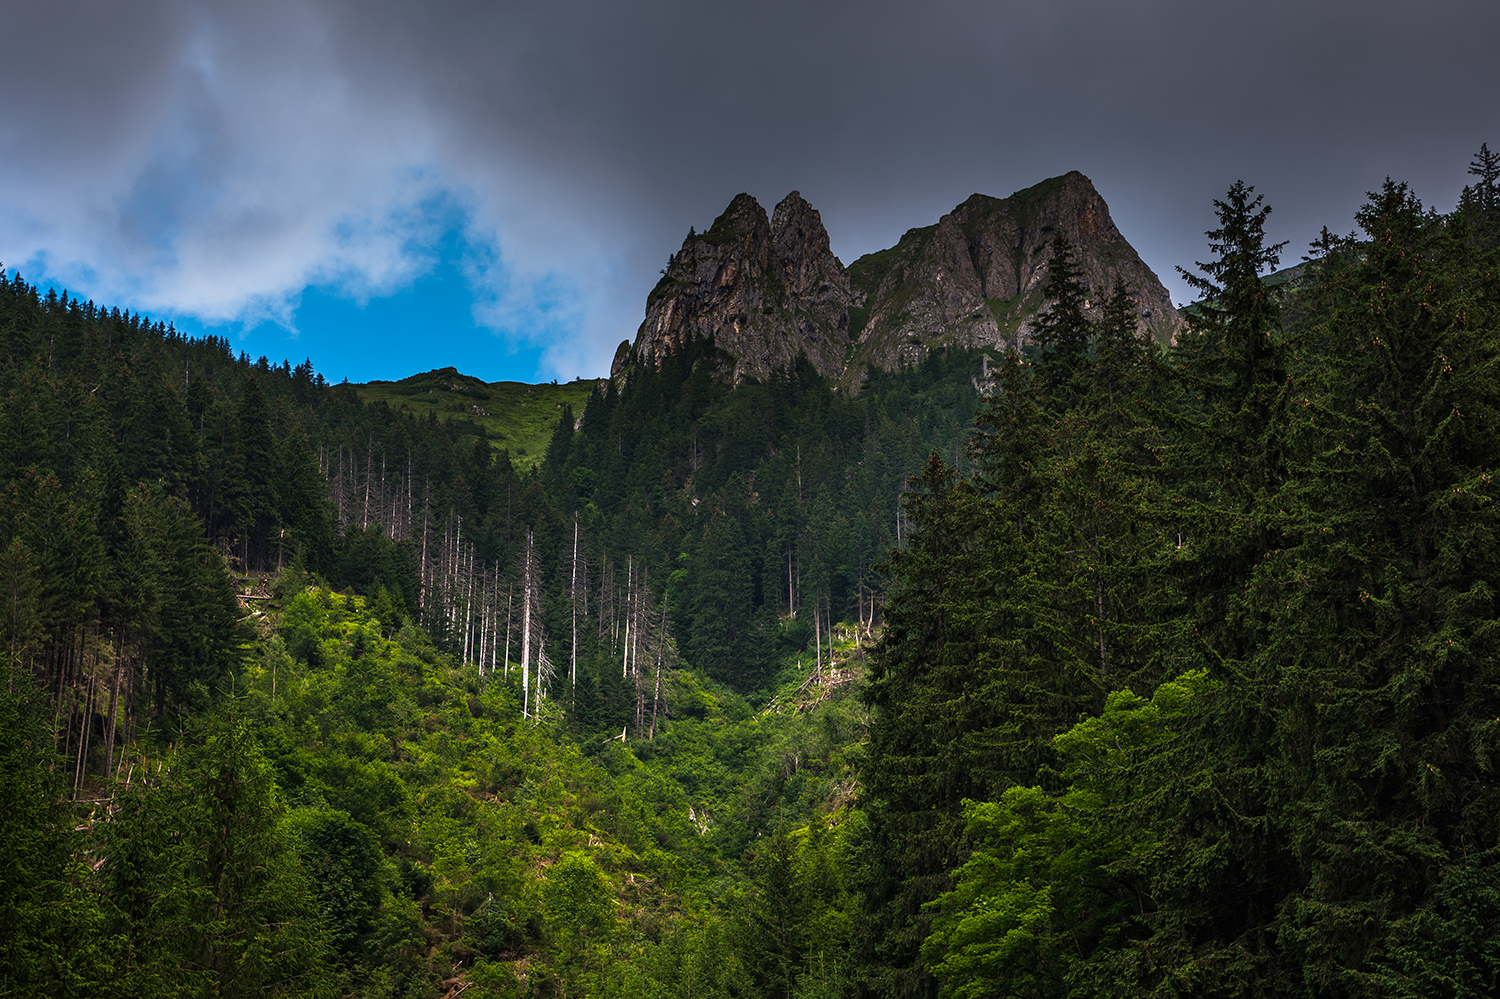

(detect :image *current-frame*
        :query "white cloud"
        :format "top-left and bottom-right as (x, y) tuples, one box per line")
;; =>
(1, 0), (1494, 379)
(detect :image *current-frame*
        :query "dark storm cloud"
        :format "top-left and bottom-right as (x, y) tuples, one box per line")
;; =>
(2, 0), (1495, 377)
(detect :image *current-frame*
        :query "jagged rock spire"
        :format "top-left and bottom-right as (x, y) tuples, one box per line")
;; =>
(615, 174), (1182, 389)
(618, 191), (849, 382)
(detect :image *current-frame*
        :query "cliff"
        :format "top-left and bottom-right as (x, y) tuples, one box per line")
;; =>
(842, 172), (1182, 386)
(614, 191), (851, 383)
(615, 173), (1182, 389)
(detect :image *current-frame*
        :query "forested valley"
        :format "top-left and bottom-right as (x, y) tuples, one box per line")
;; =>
(4, 150), (1500, 998)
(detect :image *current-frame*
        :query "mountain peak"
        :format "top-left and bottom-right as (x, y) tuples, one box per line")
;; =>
(771, 191), (851, 342)
(616, 175), (1181, 388)
(616, 191), (849, 382)
(844, 171), (1181, 385)
(703, 193), (770, 243)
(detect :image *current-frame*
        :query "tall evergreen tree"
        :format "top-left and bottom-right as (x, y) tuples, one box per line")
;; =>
(687, 503), (755, 686)
(1459, 141), (1500, 249)
(1028, 233), (1092, 403)
(1468, 141), (1499, 213)
(856, 450), (1059, 999)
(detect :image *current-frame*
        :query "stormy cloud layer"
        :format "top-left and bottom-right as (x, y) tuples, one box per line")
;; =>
(1, 0), (1494, 380)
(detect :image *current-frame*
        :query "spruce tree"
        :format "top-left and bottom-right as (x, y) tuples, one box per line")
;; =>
(1114, 179), (1500, 996)
(686, 502), (754, 686)
(1274, 181), (1500, 992)
(1460, 141), (1500, 249)
(1468, 141), (1499, 213)
(1090, 278), (1144, 421)
(856, 449), (1057, 998)
(1028, 233), (1092, 404)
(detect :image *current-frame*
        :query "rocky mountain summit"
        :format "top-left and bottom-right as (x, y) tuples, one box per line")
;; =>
(844, 172), (1181, 385)
(613, 191), (851, 382)
(613, 172), (1182, 388)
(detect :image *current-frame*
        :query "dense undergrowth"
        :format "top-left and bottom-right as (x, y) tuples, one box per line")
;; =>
(2, 574), (868, 998)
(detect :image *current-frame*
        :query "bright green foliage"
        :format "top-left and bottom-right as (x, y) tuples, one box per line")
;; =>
(922, 671), (1216, 999)
(219, 584), (867, 997)
(102, 705), (333, 998)
(290, 808), (385, 957)
(351, 369), (595, 469)
(734, 819), (855, 999)
(626, 914), (745, 999)
(541, 851), (616, 986)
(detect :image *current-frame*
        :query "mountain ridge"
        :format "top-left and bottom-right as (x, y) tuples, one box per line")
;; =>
(614, 172), (1183, 389)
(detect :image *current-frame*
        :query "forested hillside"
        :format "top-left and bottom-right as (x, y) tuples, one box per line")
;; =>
(0, 240), (976, 997)
(4, 149), (1500, 998)
(862, 170), (1500, 997)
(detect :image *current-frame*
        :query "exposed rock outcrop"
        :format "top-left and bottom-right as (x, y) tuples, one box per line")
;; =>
(615, 191), (850, 383)
(843, 172), (1182, 386)
(771, 192), (853, 341)
(615, 173), (1182, 390)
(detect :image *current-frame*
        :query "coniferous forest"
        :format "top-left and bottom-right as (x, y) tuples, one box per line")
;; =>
(4, 151), (1500, 998)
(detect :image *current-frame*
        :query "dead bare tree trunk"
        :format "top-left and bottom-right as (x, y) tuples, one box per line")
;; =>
(419, 477), (431, 610)
(74, 660), (96, 798)
(570, 515), (579, 689)
(536, 630), (553, 709)
(814, 597), (823, 680)
(503, 583), (513, 678)
(649, 594), (668, 740)
(622, 556), (632, 678)
(521, 530), (536, 718)
(788, 548), (795, 618)
(857, 583), (864, 645)
(363, 440), (372, 530)
(104, 635), (122, 781)
(525, 531), (554, 719)
(462, 541), (475, 665)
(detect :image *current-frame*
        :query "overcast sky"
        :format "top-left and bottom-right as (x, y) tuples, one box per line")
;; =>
(2, 0), (1495, 383)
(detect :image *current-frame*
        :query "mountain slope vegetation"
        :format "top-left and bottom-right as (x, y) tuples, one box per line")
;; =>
(351, 368), (595, 469)
(3, 152), (1500, 998)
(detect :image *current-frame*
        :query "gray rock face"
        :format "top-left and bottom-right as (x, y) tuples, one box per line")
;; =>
(771, 191), (853, 340)
(843, 171), (1182, 386)
(617, 191), (850, 382)
(616, 173), (1182, 389)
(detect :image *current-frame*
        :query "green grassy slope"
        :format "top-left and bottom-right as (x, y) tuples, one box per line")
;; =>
(353, 367), (599, 468)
